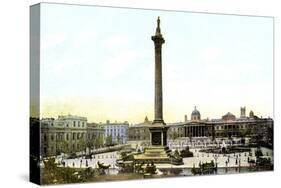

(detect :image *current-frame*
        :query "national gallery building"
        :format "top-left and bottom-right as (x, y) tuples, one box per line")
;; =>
(128, 107), (273, 147)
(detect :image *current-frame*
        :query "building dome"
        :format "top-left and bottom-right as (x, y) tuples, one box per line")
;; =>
(191, 106), (201, 121)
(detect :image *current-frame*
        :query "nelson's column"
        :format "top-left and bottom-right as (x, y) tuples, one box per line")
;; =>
(150, 17), (168, 147)
(134, 17), (179, 164)
(152, 16), (165, 126)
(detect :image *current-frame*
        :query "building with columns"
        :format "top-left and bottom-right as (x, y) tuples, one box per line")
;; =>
(41, 114), (88, 156)
(128, 106), (273, 146)
(181, 107), (212, 138)
(172, 106), (273, 143)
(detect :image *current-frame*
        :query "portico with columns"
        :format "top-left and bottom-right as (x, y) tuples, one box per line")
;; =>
(184, 124), (208, 137)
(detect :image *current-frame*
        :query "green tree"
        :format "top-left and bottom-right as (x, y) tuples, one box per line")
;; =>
(86, 139), (93, 149)
(42, 158), (82, 184)
(94, 135), (104, 148)
(56, 140), (69, 155)
(117, 134), (121, 144)
(78, 139), (87, 152)
(54, 141), (68, 155)
(105, 135), (113, 146)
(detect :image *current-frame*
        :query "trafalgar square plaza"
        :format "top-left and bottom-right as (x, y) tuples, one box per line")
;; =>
(31, 5), (274, 185)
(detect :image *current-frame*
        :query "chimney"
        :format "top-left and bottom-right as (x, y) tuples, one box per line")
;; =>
(184, 115), (188, 122)
(240, 106), (246, 118)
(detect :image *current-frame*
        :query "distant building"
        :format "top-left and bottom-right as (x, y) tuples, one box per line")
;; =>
(103, 120), (129, 144)
(210, 109), (273, 143)
(41, 114), (105, 157)
(173, 107), (273, 145)
(41, 115), (88, 156)
(128, 116), (151, 147)
(128, 107), (273, 146)
(87, 123), (105, 149)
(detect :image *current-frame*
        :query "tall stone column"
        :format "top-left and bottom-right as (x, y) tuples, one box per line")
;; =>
(152, 17), (165, 125)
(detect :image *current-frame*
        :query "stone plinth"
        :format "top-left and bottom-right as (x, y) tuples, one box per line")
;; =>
(134, 146), (171, 164)
(149, 126), (168, 146)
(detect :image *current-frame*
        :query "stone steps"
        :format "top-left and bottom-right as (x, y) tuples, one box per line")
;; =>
(134, 146), (172, 163)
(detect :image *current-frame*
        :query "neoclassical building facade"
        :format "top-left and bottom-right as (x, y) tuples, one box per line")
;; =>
(128, 107), (273, 146)
(41, 115), (104, 157)
(128, 116), (151, 147)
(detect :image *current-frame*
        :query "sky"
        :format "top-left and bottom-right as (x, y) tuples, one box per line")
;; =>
(38, 3), (274, 123)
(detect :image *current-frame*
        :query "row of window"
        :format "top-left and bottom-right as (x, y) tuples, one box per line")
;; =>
(105, 125), (128, 129)
(170, 128), (184, 132)
(67, 121), (85, 128)
(87, 133), (103, 140)
(48, 121), (86, 128)
(215, 124), (249, 130)
(43, 132), (85, 141)
(106, 133), (124, 137)
(105, 129), (126, 133)
(191, 116), (200, 120)
(215, 132), (240, 137)
(106, 131), (126, 135)
(130, 129), (148, 134)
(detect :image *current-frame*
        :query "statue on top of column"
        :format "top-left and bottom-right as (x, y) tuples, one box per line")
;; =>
(156, 16), (162, 36)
